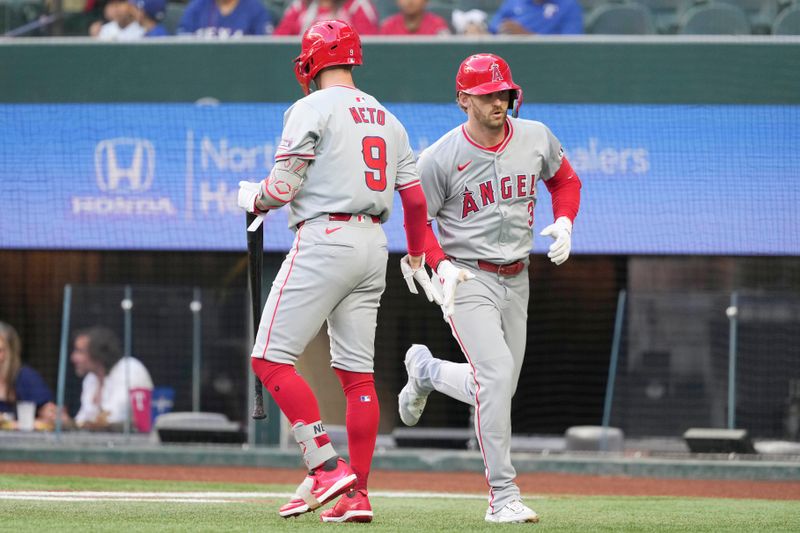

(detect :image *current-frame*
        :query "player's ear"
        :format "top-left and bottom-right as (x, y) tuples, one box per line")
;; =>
(456, 91), (469, 113)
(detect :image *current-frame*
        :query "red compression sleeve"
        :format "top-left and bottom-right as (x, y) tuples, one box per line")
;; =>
(399, 184), (428, 256)
(334, 368), (379, 492)
(544, 157), (582, 222)
(423, 222), (447, 272)
(251, 358), (332, 449)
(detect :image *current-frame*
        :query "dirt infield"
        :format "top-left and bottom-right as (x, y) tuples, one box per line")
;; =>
(2, 462), (799, 500)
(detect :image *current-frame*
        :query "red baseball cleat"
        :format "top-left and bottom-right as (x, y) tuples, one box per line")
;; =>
(320, 489), (373, 523)
(279, 458), (357, 518)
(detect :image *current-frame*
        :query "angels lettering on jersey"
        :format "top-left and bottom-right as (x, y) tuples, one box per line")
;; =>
(460, 171), (539, 219)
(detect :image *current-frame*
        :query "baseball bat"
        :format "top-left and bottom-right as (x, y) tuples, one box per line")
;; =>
(247, 212), (267, 420)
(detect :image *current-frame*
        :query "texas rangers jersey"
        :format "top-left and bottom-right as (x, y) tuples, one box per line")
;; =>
(417, 117), (564, 263)
(275, 86), (419, 228)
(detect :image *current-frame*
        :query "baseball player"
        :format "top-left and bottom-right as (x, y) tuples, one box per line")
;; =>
(398, 53), (582, 524)
(237, 20), (436, 522)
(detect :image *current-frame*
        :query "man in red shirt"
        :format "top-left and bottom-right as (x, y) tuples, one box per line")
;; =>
(380, 0), (450, 35)
(274, 0), (379, 35)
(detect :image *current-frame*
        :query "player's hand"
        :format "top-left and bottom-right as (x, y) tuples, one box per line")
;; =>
(401, 254), (441, 305)
(237, 181), (268, 215)
(436, 260), (475, 318)
(540, 216), (572, 265)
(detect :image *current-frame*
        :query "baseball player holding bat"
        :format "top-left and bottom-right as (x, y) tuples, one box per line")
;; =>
(398, 53), (582, 524)
(237, 19), (436, 522)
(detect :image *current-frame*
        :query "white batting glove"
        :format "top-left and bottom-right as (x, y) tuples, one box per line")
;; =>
(237, 181), (268, 215)
(400, 254), (441, 305)
(540, 216), (573, 265)
(436, 260), (475, 318)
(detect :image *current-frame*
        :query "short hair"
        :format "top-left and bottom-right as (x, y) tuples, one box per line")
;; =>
(75, 326), (123, 371)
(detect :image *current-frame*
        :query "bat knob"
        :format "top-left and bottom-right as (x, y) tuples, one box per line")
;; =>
(251, 405), (267, 420)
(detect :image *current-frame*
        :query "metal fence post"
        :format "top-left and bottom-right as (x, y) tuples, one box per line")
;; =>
(601, 289), (627, 450)
(191, 287), (202, 412)
(55, 284), (72, 440)
(727, 291), (739, 430)
(122, 286), (134, 437)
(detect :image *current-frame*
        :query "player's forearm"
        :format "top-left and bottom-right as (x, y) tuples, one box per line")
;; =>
(544, 157), (581, 222)
(399, 185), (428, 256)
(423, 222), (447, 272)
(255, 156), (309, 210)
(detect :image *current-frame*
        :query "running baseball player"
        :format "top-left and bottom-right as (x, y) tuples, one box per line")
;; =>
(398, 53), (582, 524)
(237, 19), (436, 523)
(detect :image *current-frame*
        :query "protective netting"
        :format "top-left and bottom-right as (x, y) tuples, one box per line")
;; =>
(609, 290), (800, 440)
(0, 100), (798, 444)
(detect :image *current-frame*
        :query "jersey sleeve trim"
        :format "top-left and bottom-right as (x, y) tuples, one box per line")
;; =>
(395, 180), (421, 191)
(275, 153), (316, 161)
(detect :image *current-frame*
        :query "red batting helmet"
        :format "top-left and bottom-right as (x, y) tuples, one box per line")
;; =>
(455, 53), (523, 117)
(294, 19), (362, 96)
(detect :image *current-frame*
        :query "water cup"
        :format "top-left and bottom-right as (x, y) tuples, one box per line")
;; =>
(130, 388), (153, 433)
(16, 401), (36, 432)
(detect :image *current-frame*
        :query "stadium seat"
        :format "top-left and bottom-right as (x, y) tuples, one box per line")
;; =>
(374, 0), (400, 21)
(162, 2), (186, 35)
(678, 1), (750, 34)
(586, 1), (656, 34)
(713, 0), (779, 34)
(773, 2), (800, 34)
(641, 0), (681, 33)
(0, 0), (45, 35)
(262, 0), (290, 24)
(454, 0), (502, 15)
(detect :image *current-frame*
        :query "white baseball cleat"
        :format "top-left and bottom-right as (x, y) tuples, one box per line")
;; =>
(398, 344), (434, 426)
(484, 501), (540, 524)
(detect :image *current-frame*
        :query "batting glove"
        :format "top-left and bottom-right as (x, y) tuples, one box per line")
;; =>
(436, 260), (475, 319)
(400, 254), (441, 305)
(540, 216), (573, 266)
(237, 180), (269, 215)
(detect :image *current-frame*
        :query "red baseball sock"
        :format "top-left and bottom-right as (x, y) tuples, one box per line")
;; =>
(251, 358), (331, 449)
(334, 368), (379, 492)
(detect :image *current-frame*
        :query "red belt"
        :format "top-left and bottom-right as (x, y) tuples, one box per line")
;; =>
(329, 213), (381, 223)
(298, 213), (381, 228)
(477, 260), (526, 276)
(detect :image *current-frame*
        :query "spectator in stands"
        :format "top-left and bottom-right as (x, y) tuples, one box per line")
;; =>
(67, 327), (153, 430)
(129, 0), (170, 36)
(91, 0), (146, 40)
(273, 0), (379, 36)
(380, 0), (450, 35)
(489, 0), (583, 35)
(178, 0), (274, 37)
(0, 321), (57, 429)
(451, 8), (489, 35)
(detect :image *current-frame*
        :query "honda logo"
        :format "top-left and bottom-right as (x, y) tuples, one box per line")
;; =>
(94, 138), (155, 193)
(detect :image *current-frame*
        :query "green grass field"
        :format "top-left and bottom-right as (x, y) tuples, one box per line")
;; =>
(1, 474), (798, 532)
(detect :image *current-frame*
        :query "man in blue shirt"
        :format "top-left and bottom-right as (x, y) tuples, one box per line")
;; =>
(179, 0), (274, 37)
(489, 0), (583, 35)
(130, 0), (170, 36)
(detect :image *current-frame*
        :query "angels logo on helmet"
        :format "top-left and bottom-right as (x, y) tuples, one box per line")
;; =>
(455, 53), (523, 118)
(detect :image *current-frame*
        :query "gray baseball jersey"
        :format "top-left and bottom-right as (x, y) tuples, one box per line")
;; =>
(275, 85), (420, 229)
(417, 117), (564, 263)
(416, 116), (565, 513)
(252, 85), (420, 372)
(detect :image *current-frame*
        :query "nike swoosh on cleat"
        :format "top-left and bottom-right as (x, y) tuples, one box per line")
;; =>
(457, 160), (472, 172)
(325, 227), (343, 235)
